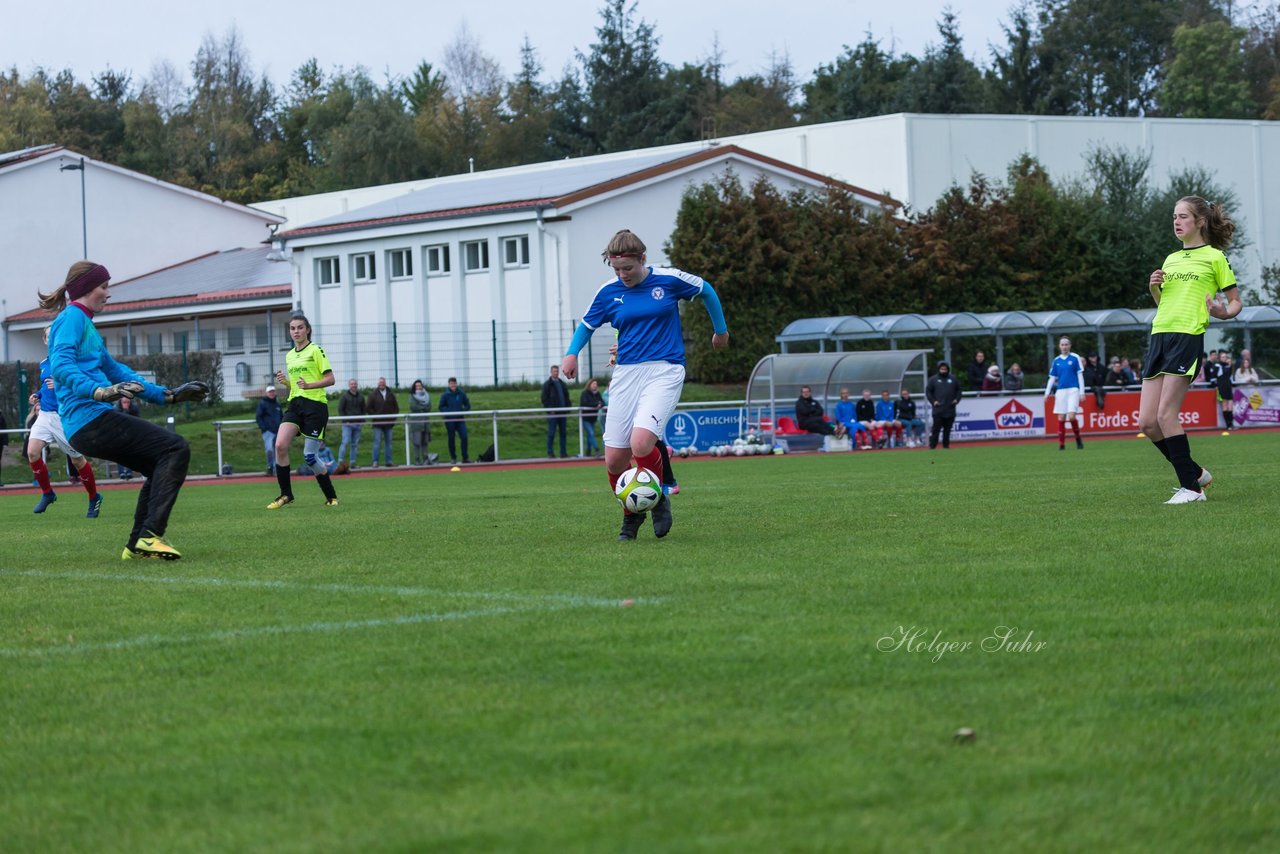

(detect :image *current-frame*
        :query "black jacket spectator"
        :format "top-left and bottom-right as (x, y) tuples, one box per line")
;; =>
(966, 355), (988, 391)
(854, 398), (877, 423)
(927, 370), (962, 418)
(795, 392), (835, 434)
(255, 393), (283, 434)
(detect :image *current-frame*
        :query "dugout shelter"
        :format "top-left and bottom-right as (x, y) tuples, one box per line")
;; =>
(745, 350), (931, 437)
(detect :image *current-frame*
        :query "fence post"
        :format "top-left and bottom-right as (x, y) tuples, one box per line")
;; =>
(492, 319), (499, 387)
(392, 322), (399, 388)
(215, 422), (225, 477)
(492, 409), (500, 462)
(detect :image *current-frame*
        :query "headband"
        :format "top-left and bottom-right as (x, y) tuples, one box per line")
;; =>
(66, 264), (110, 301)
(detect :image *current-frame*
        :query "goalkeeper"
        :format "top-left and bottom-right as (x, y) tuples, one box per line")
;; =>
(40, 261), (210, 560)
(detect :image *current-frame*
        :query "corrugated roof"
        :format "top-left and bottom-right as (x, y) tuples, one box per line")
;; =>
(278, 145), (895, 240)
(5, 246), (291, 323)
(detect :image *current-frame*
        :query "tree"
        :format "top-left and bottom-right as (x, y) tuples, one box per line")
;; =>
(1158, 21), (1253, 117)
(897, 9), (989, 113)
(986, 3), (1047, 114)
(714, 53), (799, 136)
(491, 39), (556, 166)
(800, 35), (911, 122)
(1243, 2), (1280, 118)
(0, 68), (55, 151)
(577, 0), (680, 153)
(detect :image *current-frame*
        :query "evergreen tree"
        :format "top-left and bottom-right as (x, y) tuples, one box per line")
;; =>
(897, 10), (989, 113)
(800, 35), (912, 122)
(1158, 21), (1253, 117)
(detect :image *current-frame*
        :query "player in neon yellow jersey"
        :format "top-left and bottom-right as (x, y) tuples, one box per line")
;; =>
(268, 311), (339, 509)
(1139, 196), (1242, 505)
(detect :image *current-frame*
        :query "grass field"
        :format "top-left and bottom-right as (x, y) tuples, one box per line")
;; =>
(3, 431), (1279, 852)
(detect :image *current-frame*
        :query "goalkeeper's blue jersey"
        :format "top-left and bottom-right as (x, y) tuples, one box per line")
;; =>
(580, 267), (706, 365)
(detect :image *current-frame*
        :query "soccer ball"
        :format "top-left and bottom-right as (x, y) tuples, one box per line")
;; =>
(615, 466), (662, 513)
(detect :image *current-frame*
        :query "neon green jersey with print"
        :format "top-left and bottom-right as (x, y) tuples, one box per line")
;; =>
(285, 342), (333, 404)
(1153, 245), (1236, 335)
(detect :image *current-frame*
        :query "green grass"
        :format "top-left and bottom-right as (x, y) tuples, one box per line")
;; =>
(2, 432), (1278, 852)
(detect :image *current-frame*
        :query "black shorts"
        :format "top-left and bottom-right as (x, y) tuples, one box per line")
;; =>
(1143, 332), (1203, 379)
(284, 397), (329, 439)
(1216, 376), (1233, 401)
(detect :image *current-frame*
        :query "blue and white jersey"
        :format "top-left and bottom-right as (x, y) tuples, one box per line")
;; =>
(581, 267), (706, 365)
(37, 358), (59, 413)
(1048, 353), (1085, 393)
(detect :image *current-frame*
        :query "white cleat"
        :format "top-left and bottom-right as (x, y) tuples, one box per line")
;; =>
(1166, 487), (1207, 505)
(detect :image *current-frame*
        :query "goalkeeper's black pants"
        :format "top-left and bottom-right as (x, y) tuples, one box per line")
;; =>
(71, 410), (191, 544)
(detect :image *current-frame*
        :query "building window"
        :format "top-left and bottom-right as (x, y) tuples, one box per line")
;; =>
(235, 362), (251, 383)
(353, 252), (376, 283)
(197, 328), (217, 351)
(426, 244), (450, 276)
(252, 323), (270, 353)
(226, 326), (245, 354)
(463, 240), (489, 272)
(502, 235), (529, 268)
(172, 332), (190, 352)
(119, 335), (136, 356)
(389, 248), (413, 280)
(317, 257), (340, 286)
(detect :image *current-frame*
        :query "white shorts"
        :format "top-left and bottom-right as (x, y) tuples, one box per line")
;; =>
(603, 362), (686, 449)
(30, 410), (83, 458)
(1053, 388), (1082, 416)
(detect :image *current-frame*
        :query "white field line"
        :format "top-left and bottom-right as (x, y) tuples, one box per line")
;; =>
(0, 569), (654, 659)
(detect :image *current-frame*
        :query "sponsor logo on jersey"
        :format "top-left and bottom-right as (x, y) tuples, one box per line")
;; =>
(613, 297), (624, 303)
(994, 398), (1035, 430)
(650, 287), (665, 300)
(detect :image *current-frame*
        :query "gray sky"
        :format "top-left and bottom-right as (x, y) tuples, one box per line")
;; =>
(3, 0), (1022, 92)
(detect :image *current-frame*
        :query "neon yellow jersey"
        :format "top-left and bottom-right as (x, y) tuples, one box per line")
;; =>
(1152, 245), (1236, 335)
(285, 342), (333, 404)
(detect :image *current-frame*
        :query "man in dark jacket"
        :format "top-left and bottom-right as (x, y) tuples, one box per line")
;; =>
(894, 388), (925, 447)
(967, 351), (988, 392)
(255, 386), (284, 475)
(438, 377), (471, 463)
(337, 379), (366, 469)
(366, 377), (399, 467)
(926, 362), (963, 449)
(795, 386), (837, 435)
(1083, 354), (1108, 409)
(541, 365), (570, 458)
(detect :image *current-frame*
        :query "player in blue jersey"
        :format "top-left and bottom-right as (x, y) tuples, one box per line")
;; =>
(39, 261), (208, 560)
(561, 229), (729, 541)
(27, 326), (101, 516)
(1044, 336), (1086, 450)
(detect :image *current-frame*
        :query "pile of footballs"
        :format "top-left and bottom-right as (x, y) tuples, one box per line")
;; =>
(698, 431), (786, 457)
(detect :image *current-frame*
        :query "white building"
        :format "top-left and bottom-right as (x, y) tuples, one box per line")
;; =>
(0, 145), (284, 366)
(271, 145), (891, 386)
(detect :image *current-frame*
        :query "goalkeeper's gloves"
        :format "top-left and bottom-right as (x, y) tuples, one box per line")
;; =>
(165, 381), (210, 404)
(92, 382), (144, 402)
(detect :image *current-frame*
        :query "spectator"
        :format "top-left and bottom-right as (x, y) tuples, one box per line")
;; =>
(337, 379), (366, 470)
(1119, 357), (1138, 386)
(408, 379), (435, 465)
(967, 350), (988, 392)
(1105, 358), (1128, 389)
(366, 376), (399, 467)
(439, 377), (471, 464)
(1130, 357), (1143, 379)
(855, 389), (884, 447)
(833, 388), (873, 449)
(875, 389), (903, 447)
(1083, 354), (1107, 409)
(1004, 362), (1025, 393)
(1216, 351), (1235, 430)
(541, 364), (570, 458)
(1045, 335), (1086, 450)
(1236, 348), (1252, 372)
(795, 386), (838, 436)
(1201, 350), (1220, 386)
(926, 362), (962, 449)
(981, 364), (1004, 395)
(895, 388), (926, 447)
(1233, 355), (1260, 387)
(255, 385), (283, 475)
(115, 395), (141, 479)
(580, 378), (604, 456)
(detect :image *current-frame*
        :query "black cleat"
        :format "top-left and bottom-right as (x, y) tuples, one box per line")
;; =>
(650, 494), (673, 538)
(618, 512), (646, 541)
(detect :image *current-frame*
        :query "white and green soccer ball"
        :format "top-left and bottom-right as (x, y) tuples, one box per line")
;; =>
(615, 466), (663, 513)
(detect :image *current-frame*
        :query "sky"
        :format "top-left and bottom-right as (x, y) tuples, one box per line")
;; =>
(2, 0), (1022, 93)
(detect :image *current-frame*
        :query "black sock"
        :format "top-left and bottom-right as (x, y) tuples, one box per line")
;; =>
(1153, 438), (1171, 461)
(276, 465), (293, 498)
(1224, 410), (1234, 429)
(1163, 434), (1201, 491)
(316, 473), (337, 501)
